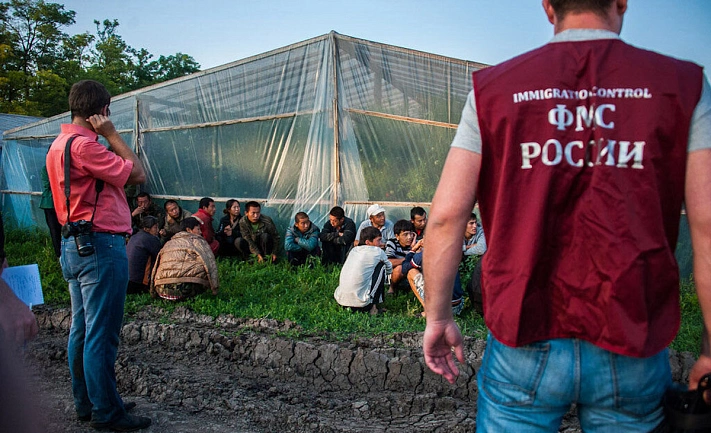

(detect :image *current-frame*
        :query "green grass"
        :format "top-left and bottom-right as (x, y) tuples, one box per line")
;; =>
(6, 229), (701, 354)
(671, 276), (703, 355)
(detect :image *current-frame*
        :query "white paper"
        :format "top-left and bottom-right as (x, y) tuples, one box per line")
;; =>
(2, 264), (44, 308)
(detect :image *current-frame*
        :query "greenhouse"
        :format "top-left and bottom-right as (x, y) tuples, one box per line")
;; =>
(2, 31), (485, 231)
(1, 31), (693, 278)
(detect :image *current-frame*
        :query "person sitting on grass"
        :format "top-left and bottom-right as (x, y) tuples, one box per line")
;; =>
(131, 192), (165, 235)
(402, 249), (464, 317)
(284, 212), (321, 266)
(410, 206), (428, 244)
(192, 197), (219, 255)
(319, 206), (356, 266)
(150, 217), (219, 301)
(126, 216), (162, 294)
(462, 213), (487, 315)
(216, 199), (248, 259)
(385, 220), (422, 294)
(238, 201), (280, 263)
(334, 226), (392, 315)
(354, 204), (394, 247)
(462, 212), (486, 257)
(159, 199), (191, 244)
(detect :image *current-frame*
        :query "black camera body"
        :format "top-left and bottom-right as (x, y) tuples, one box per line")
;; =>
(61, 220), (95, 257)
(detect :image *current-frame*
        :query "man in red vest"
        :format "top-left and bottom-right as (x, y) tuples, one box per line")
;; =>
(422, 0), (711, 431)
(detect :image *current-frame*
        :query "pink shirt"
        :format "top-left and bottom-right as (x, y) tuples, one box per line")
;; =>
(46, 124), (134, 234)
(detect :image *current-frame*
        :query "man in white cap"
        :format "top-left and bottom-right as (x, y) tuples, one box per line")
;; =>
(354, 204), (394, 247)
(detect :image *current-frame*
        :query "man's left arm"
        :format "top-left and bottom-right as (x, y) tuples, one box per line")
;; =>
(686, 147), (711, 390)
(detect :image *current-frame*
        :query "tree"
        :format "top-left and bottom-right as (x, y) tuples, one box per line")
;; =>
(154, 53), (200, 81)
(0, 0), (74, 94)
(0, 0), (201, 116)
(88, 19), (134, 94)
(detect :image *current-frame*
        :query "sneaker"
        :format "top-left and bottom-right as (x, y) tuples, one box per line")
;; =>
(451, 298), (464, 316)
(413, 273), (425, 301)
(91, 413), (151, 432)
(78, 402), (136, 422)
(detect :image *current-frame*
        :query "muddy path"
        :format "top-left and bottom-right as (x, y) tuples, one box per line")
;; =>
(19, 306), (695, 432)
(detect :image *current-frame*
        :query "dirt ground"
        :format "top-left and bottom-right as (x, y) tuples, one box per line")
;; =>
(14, 306), (696, 433)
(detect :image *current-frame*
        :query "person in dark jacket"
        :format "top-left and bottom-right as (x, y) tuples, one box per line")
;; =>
(319, 206), (355, 266)
(216, 199), (248, 259)
(238, 201), (280, 263)
(126, 216), (162, 294)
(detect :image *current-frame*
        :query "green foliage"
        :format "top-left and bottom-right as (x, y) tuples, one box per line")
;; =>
(9, 230), (701, 352)
(459, 254), (480, 289)
(0, 0), (201, 117)
(671, 276), (703, 356)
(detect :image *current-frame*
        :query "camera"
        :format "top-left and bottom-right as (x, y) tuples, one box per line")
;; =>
(663, 373), (711, 431)
(61, 220), (95, 257)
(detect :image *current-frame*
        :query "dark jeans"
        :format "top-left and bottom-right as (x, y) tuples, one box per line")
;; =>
(287, 247), (320, 267)
(127, 280), (149, 295)
(219, 236), (249, 260)
(240, 233), (274, 258)
(466, 260), (483, 315)
(321, 241), (350, 266)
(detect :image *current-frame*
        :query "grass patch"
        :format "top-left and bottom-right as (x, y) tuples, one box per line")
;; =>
(9, 230), (699, 353)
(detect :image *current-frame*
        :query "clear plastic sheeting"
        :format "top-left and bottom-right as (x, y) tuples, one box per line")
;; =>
(3, 32), (484, 233)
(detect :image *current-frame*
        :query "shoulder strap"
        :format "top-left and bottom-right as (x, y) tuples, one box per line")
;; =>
(64, 136), (78, 223)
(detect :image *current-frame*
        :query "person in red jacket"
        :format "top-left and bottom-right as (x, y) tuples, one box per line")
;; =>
(192, 197), (219, 255)
(422, 1), (711, 431)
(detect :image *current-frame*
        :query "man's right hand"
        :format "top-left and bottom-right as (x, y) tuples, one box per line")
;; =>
(689, 355), (711, 403)
(86, 113), (119, 140)
(423, 319), (465, 384)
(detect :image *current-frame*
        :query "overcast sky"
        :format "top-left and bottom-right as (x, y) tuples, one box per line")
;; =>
(58, 0), (710, 73)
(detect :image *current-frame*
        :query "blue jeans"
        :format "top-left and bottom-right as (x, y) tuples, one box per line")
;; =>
(476, 334), (670, 432)
(61, 233), (129, 424)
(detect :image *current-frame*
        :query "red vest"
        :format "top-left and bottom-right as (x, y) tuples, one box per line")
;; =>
(474, 39), (703, 357)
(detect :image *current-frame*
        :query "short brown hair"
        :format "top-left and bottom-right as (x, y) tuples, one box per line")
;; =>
(68, 80), (111, 120)
(549, 0), (614, 19)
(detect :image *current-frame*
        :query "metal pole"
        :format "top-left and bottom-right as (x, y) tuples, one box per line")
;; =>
(331, 31), (341, 208)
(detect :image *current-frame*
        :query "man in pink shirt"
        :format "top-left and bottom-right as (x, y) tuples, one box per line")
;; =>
(46, 80), (151, 431)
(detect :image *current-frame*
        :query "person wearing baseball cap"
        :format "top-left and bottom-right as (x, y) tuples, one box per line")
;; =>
(354, 203), (394, 247)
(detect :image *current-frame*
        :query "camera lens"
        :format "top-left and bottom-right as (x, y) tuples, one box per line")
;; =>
(75, 233), (95, 257)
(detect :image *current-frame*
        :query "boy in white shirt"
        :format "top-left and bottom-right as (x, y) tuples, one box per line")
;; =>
(334, 226), (393, 314)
